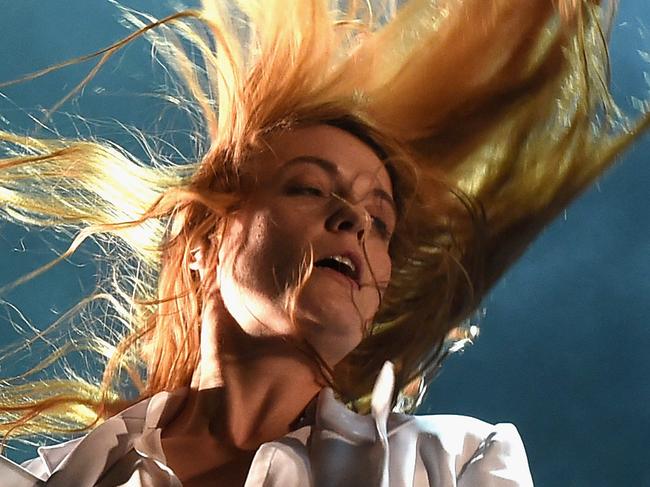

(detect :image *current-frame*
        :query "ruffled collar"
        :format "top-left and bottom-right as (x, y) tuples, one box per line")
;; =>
(35, 362), (404, 487)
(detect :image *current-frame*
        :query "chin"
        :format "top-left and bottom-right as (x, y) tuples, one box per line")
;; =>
(302, 327), (363, 367)
(294, 301), (368, 367)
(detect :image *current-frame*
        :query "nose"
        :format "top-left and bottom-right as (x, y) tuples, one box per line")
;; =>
(325, 198), (368, 241)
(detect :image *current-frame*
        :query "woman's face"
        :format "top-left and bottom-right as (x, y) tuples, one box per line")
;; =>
(215, 124), (396, 365)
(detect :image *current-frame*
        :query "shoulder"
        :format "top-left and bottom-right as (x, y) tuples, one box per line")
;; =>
(0, 436), (84, 487)
(0, 454), (46, 487)
(402, 412), (523, 450)
(393, 413), (533, 486)
(250, 382), (534, 487)
(0, 392), (157, 485)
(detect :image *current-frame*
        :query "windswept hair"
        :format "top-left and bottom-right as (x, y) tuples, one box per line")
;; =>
(0, 0), (648, 450)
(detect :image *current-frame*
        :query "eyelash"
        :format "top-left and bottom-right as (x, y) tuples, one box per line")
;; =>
(287, 185), (393, 239)
(286, 185), (326, 197)
(371, 216), (391, 239)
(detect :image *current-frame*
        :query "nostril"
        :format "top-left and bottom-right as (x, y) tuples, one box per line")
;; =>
(338, 220), (355, 231)
(327, 201), (367, 234)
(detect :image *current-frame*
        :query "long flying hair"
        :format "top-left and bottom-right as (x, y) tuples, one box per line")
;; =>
(0, 0), (648, 450)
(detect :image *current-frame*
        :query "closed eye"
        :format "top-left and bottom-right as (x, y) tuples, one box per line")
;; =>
(286, 185), (326, 197)
(371, 215), (391, 239)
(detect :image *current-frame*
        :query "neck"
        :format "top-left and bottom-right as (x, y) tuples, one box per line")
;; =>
(161, 300), (325, 452)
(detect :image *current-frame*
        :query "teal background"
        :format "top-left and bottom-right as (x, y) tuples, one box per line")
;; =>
(1, 2), (648, 486)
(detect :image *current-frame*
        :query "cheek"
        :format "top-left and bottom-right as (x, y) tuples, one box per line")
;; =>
(214, 211), (306, 336)
(364, 251), (392, 316)
(220, 209), (309, 300)
(364, 243), (392, 291)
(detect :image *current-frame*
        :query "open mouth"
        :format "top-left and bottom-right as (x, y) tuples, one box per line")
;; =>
(314, 255), (360, 287)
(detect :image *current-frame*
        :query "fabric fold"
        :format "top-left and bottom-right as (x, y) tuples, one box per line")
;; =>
(3, 361), (534, 486)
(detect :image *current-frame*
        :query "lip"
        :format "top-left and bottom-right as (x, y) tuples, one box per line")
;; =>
(315, 265), (360, 290)
(314, 249), (363, 289)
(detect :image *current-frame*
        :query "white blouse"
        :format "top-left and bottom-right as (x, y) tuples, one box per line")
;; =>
(0, 363), (534, 486)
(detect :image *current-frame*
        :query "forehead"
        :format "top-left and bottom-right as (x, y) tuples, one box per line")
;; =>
(257, 124), (393, 194)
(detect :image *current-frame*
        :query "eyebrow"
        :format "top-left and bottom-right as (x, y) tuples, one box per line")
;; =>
(283, 156), (397, 215)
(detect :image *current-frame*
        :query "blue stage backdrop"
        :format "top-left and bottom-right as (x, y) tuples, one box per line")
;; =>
(1, 2), (648, 486)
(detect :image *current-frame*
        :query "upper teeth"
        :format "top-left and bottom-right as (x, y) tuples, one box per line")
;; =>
(330, 255), (356, 273)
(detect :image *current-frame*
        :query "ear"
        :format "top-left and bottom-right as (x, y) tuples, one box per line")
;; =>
(189, 247), (206, 280)
(189, 241), (222, 290)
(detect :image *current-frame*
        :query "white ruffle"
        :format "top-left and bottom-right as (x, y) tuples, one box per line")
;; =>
(1, 361), (533, 486)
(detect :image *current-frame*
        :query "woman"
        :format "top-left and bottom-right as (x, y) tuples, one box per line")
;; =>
(0, 0), (647, 485)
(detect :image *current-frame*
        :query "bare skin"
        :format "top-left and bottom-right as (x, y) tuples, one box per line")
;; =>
(160, 300), (324, 485)
(159, 125), (396, 485)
